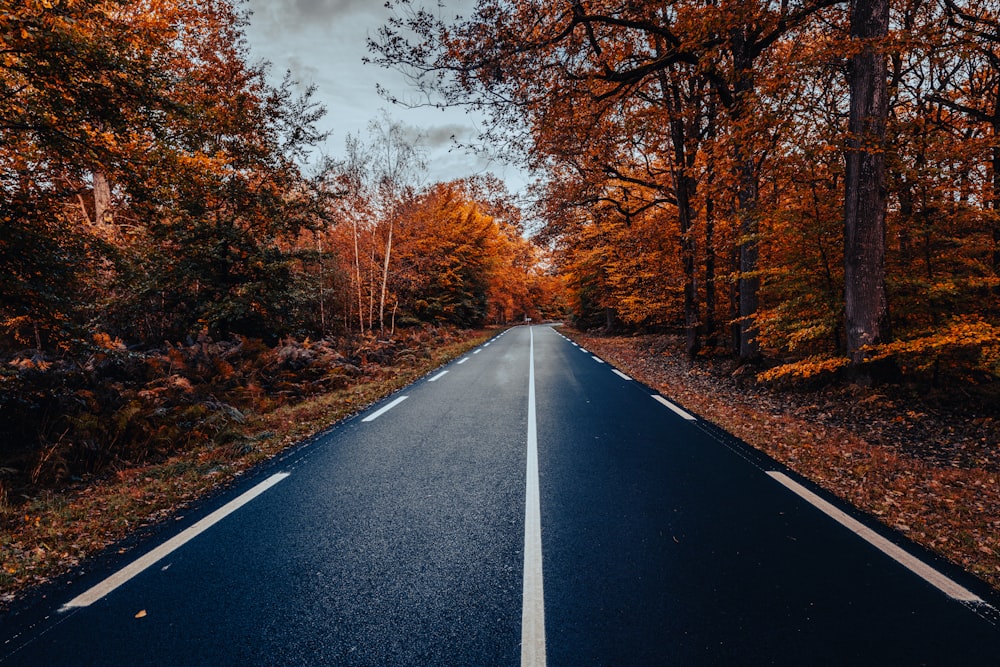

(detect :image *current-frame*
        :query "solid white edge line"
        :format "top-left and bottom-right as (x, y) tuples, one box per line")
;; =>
(767, 471), (982, 603)
(612, 369), (633, 381)
(652, 394), (697, 421)
(457, 357), (469, 365)
(61, 472), (291, 610)
(521, 327), (547, 667)
(591, 356), (605, 364)
(428, 370), (448, 382)
(361, 395), (409, 422)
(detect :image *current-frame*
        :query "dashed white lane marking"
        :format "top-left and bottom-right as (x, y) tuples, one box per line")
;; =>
(591, 356), (605, 364)
(579, 348), (588, 353)
(361, 395), (409, 422)
(521, 327), (547, 666)
(61, 472), (291, 610)
(485, 342), (491, 347)
(428, 370), (448, 382)
(652, 394), (697, 421)
(612, 369), (633, 381)
(767, 471), (982, 603)
(474, 349), (482, 354)
(571, 343), (578, 347)
(457, 357), (470, 365)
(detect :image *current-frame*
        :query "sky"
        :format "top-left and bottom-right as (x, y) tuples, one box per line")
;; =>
(242, 0), (530, 194)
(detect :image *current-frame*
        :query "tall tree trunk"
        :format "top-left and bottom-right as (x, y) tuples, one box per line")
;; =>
(378, 216), (394, 334)
(664, 70), (702, 358)
(352, 217), (364, 331)
(990, 85), (1000, 287)
(677, 172), (700, 358)
(992, 137), (1000, 288)
(704, 99), (719, 349)
(844, 0), (890, 365)
(731, 33), (761, 360)
(736, 151), (760, 360)
(93, 170), (111, 225)
(704, 185), (718, 349)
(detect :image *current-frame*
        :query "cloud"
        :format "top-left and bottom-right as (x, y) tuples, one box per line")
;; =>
(283, 55), (321, 88)
(422, 123), (475, 148)
(246, 0), (388, 38)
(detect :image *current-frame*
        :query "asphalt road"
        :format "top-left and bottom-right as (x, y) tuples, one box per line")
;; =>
(3, 324), (1000, 665)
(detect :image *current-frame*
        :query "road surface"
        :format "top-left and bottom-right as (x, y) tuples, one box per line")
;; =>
(2, 325), (1000, 665)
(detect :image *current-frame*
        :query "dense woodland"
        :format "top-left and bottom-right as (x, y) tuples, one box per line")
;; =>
(3, 0), (1000, 497)
(0, 0), (561, 490)
(373, 0), (1000, 382)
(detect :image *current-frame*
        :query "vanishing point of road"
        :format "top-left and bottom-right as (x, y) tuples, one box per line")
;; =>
(3, 325), (1000, 665)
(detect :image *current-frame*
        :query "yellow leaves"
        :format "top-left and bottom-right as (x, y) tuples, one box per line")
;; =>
(757, 355), (850, 382)
(135, 609), (147, 618)
(867, 317), (1000, 375)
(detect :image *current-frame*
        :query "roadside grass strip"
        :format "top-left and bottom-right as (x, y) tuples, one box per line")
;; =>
(652, 394), (697, 421)
(62, 473), (291, 610)
(361, 395), (409, 422)
(767, 471), (983, 604)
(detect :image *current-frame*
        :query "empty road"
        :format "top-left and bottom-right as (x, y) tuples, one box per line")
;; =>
(3, 325), (1000, 665)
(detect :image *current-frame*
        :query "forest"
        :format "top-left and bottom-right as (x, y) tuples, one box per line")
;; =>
(373, 0), (1000, 382)
(3, 0), (1000, 593)
(0, 0), (561, 496)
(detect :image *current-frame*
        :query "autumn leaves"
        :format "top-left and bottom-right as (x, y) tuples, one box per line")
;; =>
(373, 0), (1000, 382)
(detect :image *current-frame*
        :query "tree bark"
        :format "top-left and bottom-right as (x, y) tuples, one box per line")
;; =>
(378, 215), (394, 334)
(664, 69), (702, 358)
(93, 170), (111, 225)
(844, 0), (890, 365)
(992, 130), (1000, 287)
(731, 31), (761, 360)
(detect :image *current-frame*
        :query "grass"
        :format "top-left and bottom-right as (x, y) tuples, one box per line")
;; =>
(0, 328), (497, 608)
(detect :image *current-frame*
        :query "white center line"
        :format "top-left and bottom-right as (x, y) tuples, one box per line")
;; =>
(457, 357), (470, 365)
(361, 395), (409, 422)
(428, 370), (448, 382)
(767, 471), (983, 603)
(612, 369), (633, 381)
(652, 394), (697, 421)
(61, 472), (290, 610)
(522, 327), (547, 667)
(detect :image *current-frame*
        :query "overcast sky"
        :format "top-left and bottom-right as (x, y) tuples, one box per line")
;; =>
(242, 0), (530, 194)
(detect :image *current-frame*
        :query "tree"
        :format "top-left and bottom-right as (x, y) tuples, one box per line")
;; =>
(843, 0), (891, 366)
(371, 0), (841, 359)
